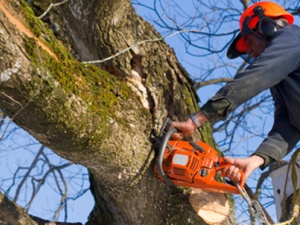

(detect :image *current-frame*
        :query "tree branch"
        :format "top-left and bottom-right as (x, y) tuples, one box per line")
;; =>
(38, 0), (69, 19)
(195, 77), (233, 89)
(82, 29), (205, 64)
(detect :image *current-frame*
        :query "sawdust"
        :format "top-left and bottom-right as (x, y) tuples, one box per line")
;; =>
(0, 0), (59, 61)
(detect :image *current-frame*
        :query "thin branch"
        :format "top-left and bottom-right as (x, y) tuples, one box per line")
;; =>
(196, 77), (233, 89)
(13, 146), (45, 202)
(82, 29), (203, 64)
(38, 0), (69, 19)
(53, 168), (69, 222)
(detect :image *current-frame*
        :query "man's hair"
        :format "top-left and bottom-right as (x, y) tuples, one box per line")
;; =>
(275, 18), (289, 28)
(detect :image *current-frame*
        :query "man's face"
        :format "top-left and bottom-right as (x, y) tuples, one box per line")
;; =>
(244, 34), (267, 58)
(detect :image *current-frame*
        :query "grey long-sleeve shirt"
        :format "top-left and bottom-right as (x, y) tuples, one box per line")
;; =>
(202, 24), (300, 169)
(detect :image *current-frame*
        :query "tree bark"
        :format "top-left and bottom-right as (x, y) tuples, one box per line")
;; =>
(0, 192), (37, 225)
(0, 0), (227, 224)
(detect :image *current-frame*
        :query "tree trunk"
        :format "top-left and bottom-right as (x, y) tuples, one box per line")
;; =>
(0, 0), (228, 224)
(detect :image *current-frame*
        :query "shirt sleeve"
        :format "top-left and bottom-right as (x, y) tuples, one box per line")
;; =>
(201, 97), (232, 124)
(253, 89), (300, 170)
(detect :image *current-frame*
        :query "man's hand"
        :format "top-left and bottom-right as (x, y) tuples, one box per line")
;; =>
(223, 155), (265, 182)
(170, 119), (197, 139)
(170, 111), (207, 139)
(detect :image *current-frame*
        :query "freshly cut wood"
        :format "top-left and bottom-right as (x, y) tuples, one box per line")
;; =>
(189, 188), (230, 224)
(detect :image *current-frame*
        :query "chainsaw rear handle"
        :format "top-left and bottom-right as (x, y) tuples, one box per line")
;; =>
(156, 127), (177, 186)
(217, 161), (246, 190)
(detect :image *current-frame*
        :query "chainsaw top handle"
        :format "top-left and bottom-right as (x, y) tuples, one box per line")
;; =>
(156, 127), (177, 186)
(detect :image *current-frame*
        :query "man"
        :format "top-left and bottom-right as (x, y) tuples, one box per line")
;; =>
(171, 1), (300, 182)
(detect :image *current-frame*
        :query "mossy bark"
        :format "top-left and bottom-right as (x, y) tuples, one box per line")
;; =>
(0, 0), (232, 224)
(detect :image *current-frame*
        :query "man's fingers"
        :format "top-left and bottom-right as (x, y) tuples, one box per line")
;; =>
(224, 165), (241, 183)
(171, 132), (184, 140)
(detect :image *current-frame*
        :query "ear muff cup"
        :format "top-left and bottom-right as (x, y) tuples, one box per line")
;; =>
(257, 17), (278, 40)
(253, 6), (278, 40)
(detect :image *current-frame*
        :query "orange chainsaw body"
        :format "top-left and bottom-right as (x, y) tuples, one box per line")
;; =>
(155, 139), (245, 194)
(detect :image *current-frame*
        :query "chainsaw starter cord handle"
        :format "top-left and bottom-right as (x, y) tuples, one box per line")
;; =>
(156, 128), (177, 186)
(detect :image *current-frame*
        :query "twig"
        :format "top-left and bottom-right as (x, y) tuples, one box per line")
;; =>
(13, 146), (45, 202)
(0, 92), (31, 142)
(38, 0), (69, 19)
(196, 78), (233, 89)
(82, 29), (202, 64)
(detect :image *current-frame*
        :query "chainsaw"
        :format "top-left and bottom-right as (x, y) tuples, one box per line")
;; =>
(154, 118), (245, 195)
(154, 118), (271, 224)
